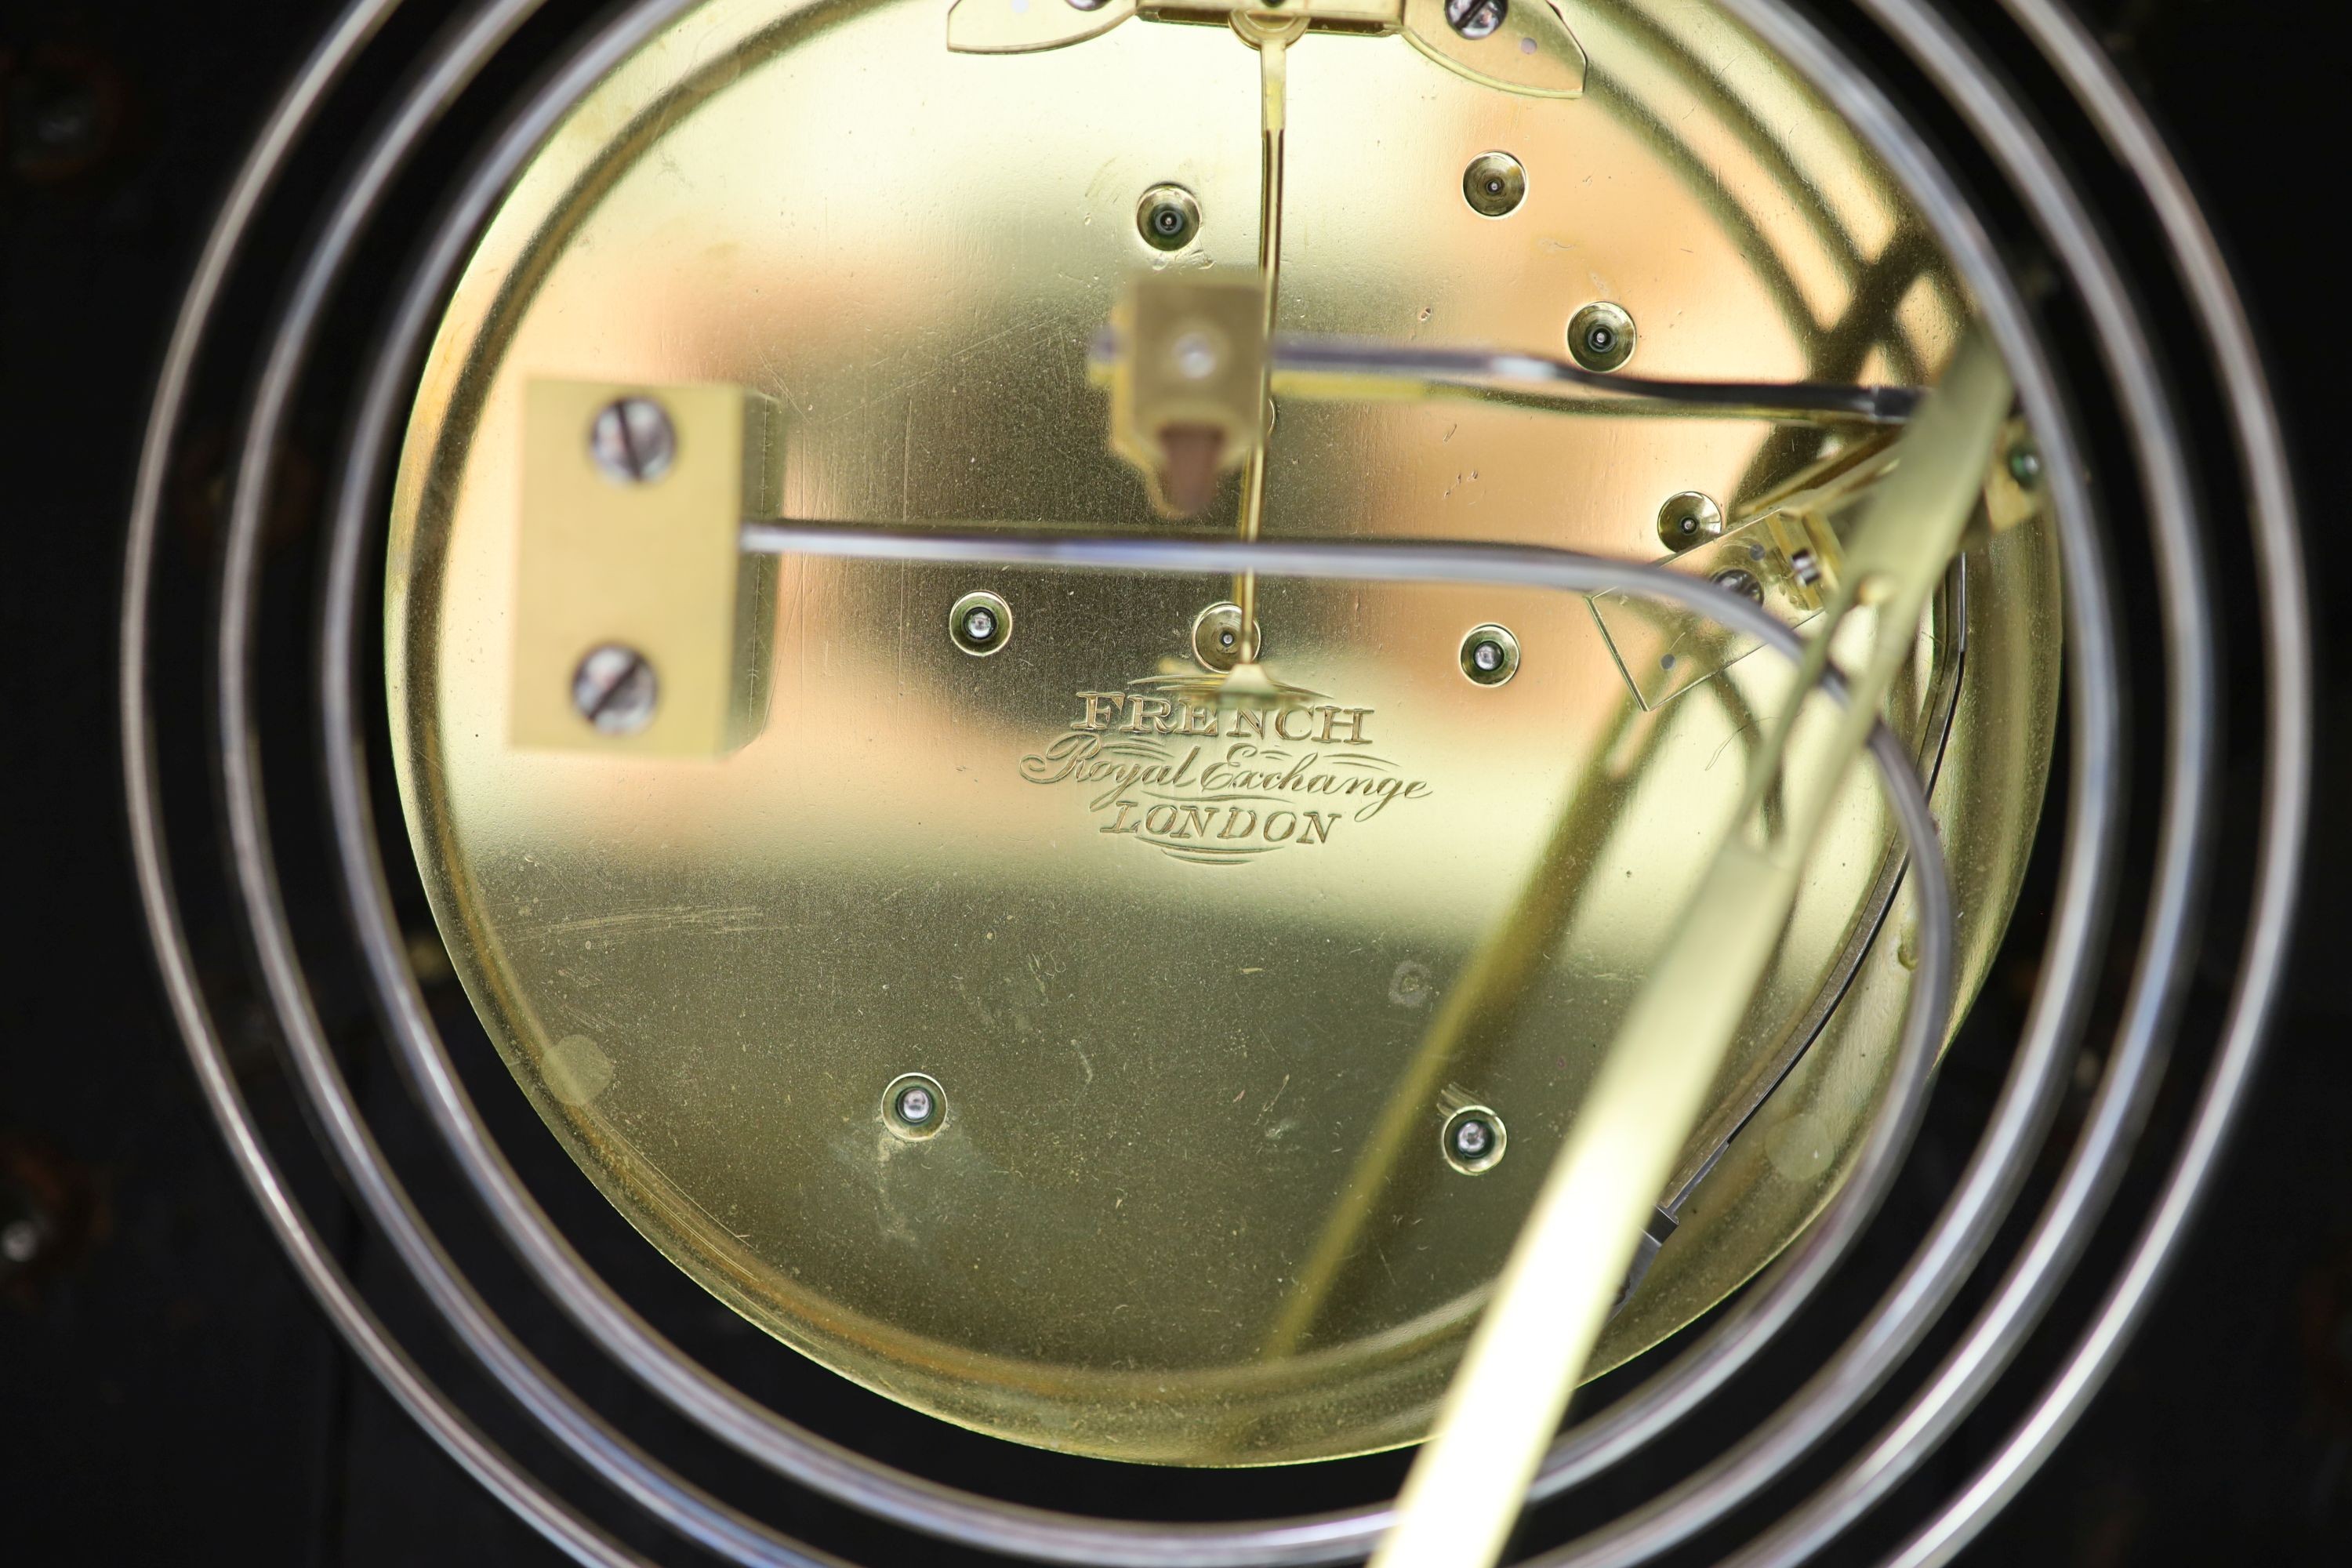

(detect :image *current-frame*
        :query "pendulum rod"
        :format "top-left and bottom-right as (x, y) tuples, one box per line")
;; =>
(1232, 13), (1300, 662)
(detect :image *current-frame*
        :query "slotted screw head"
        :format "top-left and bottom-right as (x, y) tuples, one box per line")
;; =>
(572, 645), (658, 734)
(588, 396), (676, 484)
(1446, 0), (1508, 39)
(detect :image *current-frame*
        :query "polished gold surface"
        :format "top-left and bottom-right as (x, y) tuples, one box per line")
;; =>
(387, 0), (2060, 1464)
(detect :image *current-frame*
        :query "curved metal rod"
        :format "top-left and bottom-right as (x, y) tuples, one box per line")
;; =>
(1263, 335), (1922, 424)
(1515, 0), (2218, 1553)
(1886, 0), (2310, 1559)
(167, 41), (1943, 1568)
(115, 2), (658, 1566)
(209, 0), (853, 1563)
(1642, 0), (2230, 1559)
(1486, 0), (2201, 1561)
(312, 1), (2121, 1564)
(1482, 0), (2143, 1537)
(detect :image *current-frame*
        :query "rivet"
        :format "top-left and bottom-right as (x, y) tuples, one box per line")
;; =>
(1656, 491), (1724, 552)
(1443, 1105), (1508, 1174)
(1444, 0), (1508, 40)
(2007, 440), (2043, 488)
(1462, 151), (1526, 219)
(1460, 623), (1521, 686)
(949, 590), (1013, 657)
(884, 1073), (946, 1140)
(1137, 183), (1200, 251)
(1567, 302), (1636, 372)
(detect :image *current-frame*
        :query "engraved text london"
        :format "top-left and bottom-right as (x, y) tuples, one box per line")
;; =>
(1018, 679), (1435, 864)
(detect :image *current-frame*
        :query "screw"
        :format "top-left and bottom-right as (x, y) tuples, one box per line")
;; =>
(1461, 151), (1527, 218)
(1446, 0), (1508, 39)
(1442, 1105), (1508, 1172)
(1192, 601), (1261, 671)
(1790, 548), (1823, 586)
(2007, 440), (2042, 488)
(589, 396), (676, 483)
(1712, 567), (1765, 604)
(1137, 183), (1200, 251)
(884, 1073), (946, 1138)
(950, 590), (1013, 656)
(1656, 491), (1724, 551)
(1567, 302), (1636, 372)
(1459, 623), (1520, 685)
(571, 645), (658, 734)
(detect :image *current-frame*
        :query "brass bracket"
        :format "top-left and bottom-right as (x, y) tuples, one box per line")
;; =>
(1587, 506), (1842, 710)
(513, 379), (779, 757)
(1095, 275), (1270, 515)
(946, 0), (1587, 99)
(1588, 435), (1903, 709)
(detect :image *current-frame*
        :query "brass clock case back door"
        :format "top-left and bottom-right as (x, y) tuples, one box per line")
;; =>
(387, 0), (2060, 1465)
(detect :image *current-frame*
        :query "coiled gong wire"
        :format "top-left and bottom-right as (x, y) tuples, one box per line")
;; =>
(118, 0), (2307, 1564)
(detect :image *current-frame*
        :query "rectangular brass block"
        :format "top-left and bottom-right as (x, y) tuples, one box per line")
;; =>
(513, 379), (778, 756)
(1105, 274), (1269, 511)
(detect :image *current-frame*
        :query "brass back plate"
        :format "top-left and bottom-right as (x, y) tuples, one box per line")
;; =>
(387, 0), (2059, 1464)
